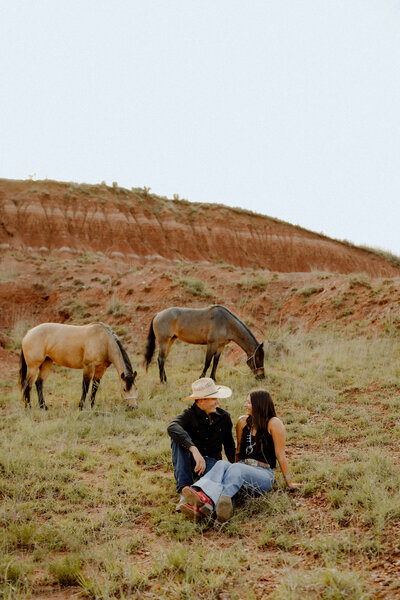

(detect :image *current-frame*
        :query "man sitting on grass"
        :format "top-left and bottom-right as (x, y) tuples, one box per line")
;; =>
(167, 377), (236, 514)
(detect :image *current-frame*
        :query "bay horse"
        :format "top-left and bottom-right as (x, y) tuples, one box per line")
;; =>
(144, 305), (265, 383)
(19, 322), (137, 410)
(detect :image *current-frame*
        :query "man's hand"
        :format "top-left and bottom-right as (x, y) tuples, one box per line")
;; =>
(189, 446), (206, 475)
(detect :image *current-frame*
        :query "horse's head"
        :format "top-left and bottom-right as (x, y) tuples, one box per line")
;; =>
(121, 370), (138, 408)
(246, 343), (265, 379)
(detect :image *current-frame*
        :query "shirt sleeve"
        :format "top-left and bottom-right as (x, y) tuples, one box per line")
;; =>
(222, 414), (236, 463)
(167, 409), (194, 450)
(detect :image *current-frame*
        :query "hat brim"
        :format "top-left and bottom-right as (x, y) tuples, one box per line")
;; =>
(182, 385), (232, 402)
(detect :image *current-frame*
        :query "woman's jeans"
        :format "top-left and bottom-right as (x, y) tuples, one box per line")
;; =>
(171, 436), (217, 493)
(195, 460), (274, 506)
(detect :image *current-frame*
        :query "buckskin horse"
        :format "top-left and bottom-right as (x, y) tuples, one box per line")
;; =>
(19, 322), (137, 410)
(144, 305), (265, 383)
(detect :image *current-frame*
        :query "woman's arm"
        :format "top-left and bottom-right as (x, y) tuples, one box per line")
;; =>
(268, 417), (301, 490)
(235, 415), (247, 462)
(222, 414), (236, 463)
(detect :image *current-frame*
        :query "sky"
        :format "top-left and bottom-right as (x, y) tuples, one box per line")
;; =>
(1, 1), (400, 254)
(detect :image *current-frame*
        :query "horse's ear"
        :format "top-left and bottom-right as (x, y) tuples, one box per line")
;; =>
(133, 370), (137, 381)
(121, 372), (126, 380)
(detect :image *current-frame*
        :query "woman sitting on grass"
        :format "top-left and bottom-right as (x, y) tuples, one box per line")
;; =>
(180, 389), (301, 522)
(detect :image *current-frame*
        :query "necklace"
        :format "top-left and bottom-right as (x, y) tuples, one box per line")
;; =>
(245, 430), (256, 455)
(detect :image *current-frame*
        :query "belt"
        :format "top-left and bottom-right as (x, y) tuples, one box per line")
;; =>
(241, 458), (271, 469)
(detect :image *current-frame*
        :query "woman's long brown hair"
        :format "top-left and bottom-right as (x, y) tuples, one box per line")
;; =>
(246, 389), (277, 452)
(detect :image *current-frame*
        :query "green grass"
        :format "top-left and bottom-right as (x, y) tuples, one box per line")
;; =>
(0, 269), (21, 282)
(106, 298), (127, 316)
(272, 567), (373, 600)
(237, 274), (269, 291)
(178, 276), (212, 297)
(298, 285), (324, 298)
(1, 329), (400, 597)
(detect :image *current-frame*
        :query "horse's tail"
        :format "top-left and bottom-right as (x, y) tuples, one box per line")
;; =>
(144, 317), (156, 371)
(19, 349), (27, 390)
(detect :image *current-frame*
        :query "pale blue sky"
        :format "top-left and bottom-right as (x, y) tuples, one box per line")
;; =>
(1, 1), (400, 254)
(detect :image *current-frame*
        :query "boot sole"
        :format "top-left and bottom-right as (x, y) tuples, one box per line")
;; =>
(216, 495), (232, 522)
(180, 503), (202, 520)
(182, 487), (203, 506)
(182, 488), (213, 516)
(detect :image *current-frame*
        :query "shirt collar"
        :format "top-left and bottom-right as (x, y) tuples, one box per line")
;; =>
(192, 402), (222, 420)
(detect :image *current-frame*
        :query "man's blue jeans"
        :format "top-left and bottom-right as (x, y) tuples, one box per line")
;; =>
(171, 436), (218, 493)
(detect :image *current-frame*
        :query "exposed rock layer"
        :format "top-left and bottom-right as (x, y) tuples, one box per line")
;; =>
(0, 178), (398, 276)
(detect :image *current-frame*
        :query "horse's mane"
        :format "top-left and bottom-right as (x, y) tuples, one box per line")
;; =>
(212, 305), (259, 345)
(98, 323), (133, 375)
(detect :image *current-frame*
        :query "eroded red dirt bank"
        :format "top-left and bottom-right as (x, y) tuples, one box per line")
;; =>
(1, 178), (398, 276)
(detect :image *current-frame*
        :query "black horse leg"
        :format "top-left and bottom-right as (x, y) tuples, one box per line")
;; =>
(210, 351), (222, 381)
(23, 381), (31, 408)
(158, 355), (167, 383)
(35, 377), (48, 410)
(79, 376), (91, 410)
(157, 337), (177, 384)
(90, 378), (101, 408)
(201, 348), (214, 378)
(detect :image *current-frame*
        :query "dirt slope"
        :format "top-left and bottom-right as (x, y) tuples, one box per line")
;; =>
(2, 177), (400, 371)
(1, 178), (398, 276)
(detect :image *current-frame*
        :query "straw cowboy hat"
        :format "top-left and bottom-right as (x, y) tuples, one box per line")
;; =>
(182, 377), (232, 401)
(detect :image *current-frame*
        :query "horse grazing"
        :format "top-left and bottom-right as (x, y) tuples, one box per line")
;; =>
(144, 305), (265, 383)
(19, 322), (138, 410)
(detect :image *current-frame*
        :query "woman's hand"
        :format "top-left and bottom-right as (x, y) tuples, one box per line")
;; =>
(283, 472), (301, 491)
(286, 480), (302, 491)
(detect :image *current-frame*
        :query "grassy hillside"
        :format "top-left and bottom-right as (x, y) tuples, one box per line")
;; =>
(1, 330), (400, 599)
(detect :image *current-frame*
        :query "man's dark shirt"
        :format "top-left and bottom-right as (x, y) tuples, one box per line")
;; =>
(167, 402), (236, 463)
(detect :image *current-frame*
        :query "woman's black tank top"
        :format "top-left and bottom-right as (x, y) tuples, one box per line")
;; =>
(238, 423), (276, 468)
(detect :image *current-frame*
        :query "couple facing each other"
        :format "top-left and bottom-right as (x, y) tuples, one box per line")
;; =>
(167, 377), (300, 522)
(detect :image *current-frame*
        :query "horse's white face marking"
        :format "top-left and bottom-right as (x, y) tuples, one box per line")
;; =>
(120, 370), (138, 404)
(123, 389), (138, 400)
(123, 389), (138, 409)
(121, 383), (138, 405)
